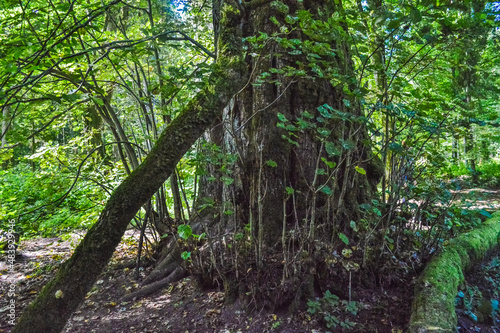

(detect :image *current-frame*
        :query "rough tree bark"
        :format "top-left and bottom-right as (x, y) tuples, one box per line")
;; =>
(190, 0), (382, 307)
(12, 3), (248, 331)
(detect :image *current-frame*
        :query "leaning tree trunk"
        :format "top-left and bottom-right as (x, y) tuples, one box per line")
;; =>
(12, 5), (248, 332)
(189, 0), (382, 308)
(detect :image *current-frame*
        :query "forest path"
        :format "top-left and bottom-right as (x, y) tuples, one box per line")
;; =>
(451, 186), (500, 211)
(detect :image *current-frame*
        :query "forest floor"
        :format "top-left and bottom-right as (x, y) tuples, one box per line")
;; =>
(454, 184), (500, 332)
(0, 185), (499, 333)
(457, 245), (500, 333)
(0, 230), (412, 333)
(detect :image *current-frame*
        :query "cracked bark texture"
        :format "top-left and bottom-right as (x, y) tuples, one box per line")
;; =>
(193, 0), (382, 307)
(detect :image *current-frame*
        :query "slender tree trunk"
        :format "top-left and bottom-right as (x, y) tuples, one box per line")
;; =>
(85, 105), (106, 160)
(0, 105), (9, 168)
(12, 5), (248, 329)
(1, 105), (9, 148)
(452, 136), (459, 162)
(146, 0), (184, 222)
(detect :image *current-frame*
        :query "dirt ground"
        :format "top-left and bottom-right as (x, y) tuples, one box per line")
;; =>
(0, 229), (411, 333)
(457, 247), (500, 333)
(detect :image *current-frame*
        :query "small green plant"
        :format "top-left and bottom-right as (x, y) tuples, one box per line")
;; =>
(0, 163), (110, 237)
(307, 290), (360, 330)
(455, 286), (497, 323)
(177, 224), (205, 262)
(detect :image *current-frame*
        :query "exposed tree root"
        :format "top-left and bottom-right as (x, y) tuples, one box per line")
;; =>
(141, 238), (181, 286)
(409, 212), (500, 333)
(126, 217), (208, 299)
(121, 266), (187, 302)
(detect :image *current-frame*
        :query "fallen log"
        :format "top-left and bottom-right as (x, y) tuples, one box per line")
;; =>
(409, 211), (500, 333)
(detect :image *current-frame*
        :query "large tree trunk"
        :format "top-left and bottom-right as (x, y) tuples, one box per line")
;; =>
(12, 5), (248, 330)
(191, 0), (382, 308)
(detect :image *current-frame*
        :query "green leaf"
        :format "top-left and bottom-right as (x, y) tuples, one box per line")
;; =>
(492, 299), (499, 311)
(410, 7), (422, 23)
(338, 232), (349, 245)
(318, 127), (331, 137)
(61, 93), (83, 102)
(341, 139), (356, 150)
(316, 168), (327, 175)
(193, 233), (206, 241)
(320, 185), (333, 195)
(90, 96), (104, 106)
(181, 251), (191, 260)
(277, 112), (288, 122)
(350, 220), (358, 232)
(355, 166), (366, 175)
(302, 110), (314, 119)
(321, 157), (336, 169)
(178, 225), (192, 240)
(266, 160), (278, 168)
(285, 186), (295, 195)
(387, 18), (402, 30)
(360, 203), (371, 210)
(317, 105), (333, 119)
(221, 176), (234, 185)
(480, 210), (492, 218)
(325, 142), (340, 156)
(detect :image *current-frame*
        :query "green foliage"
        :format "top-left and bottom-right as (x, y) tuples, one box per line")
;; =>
(178, 224), (193, 240)
(0, 164), (109, 237)
(477, 161), (500, 187)
(456, 286), (491, 323)
(444, 161), (500, 187)
(307, 290), (360, 330)
(0, 0), (210, 240)
(194, 141), (237, 182)
(0, 0), (499, 316)
(181, 251), (191, 260)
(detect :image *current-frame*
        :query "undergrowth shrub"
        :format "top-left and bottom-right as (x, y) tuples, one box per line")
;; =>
(444, 160), (500, 187)
(0, 163), (110, 237)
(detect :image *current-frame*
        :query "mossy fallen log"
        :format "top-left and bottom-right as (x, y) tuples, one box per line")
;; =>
(409, 212), (500, 333)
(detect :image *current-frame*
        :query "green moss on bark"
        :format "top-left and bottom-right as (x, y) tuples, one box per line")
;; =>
(409, 212), (500, 333)
(12, 21), (248, 333)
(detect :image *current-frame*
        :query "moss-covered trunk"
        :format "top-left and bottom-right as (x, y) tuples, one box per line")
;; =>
(409, 212), (500, 332)
(12, 6), (248, 332)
